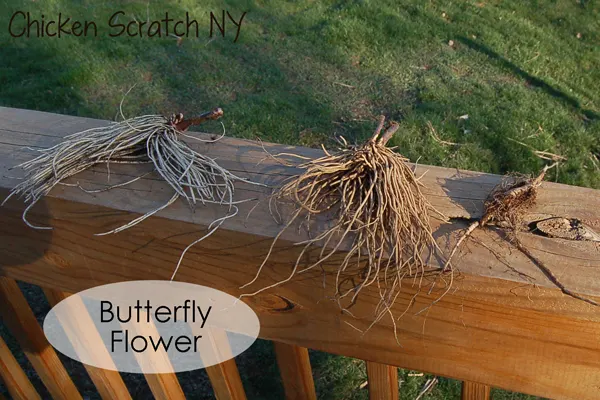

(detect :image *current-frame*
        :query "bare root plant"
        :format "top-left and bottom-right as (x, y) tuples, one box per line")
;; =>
(3, 102), (265, 281)
(242, 116), (449, 332)
(444, 163), (598, 306)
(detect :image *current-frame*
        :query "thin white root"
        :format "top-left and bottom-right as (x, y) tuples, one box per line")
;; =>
(442, 220), (479, 271)
(6, 106), (266, 284)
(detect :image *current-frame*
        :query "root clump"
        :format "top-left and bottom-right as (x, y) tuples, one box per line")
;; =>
(4, 109), (227, 228)
(445, 163), (598, 306)
(4, 105), (264, 281)
(243, 116), (447, 325)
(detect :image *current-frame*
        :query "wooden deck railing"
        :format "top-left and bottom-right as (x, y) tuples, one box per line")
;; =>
(1, 107), (599, 400)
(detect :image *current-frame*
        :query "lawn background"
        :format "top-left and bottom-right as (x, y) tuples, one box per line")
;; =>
(1, 0), (598, 398)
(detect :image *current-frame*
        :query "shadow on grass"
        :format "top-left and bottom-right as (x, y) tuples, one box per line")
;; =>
(456, 36), (599, 121)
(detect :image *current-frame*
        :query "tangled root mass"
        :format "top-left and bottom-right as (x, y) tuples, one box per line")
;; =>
(4, 107), (264, 282)
(243, 116), (446, 324)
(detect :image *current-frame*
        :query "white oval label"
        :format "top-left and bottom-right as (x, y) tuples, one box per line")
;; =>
(43, 281), (260, 373)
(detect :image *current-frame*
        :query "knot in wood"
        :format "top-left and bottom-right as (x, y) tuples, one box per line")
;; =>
(534, 217), (600, 242)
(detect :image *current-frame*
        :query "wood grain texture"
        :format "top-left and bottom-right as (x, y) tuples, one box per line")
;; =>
(461, 381), (491, 400)
(42, 288), (132, 400)
(205, 359), (247, 400)
(0, 334), (41, 400)
(273, 342), (316, 400)
(0, 277), (81, 400)
(1, 108), (600, 399)
(121, 315), (185, 400)
(141, 373), (185, 400)
(365, 362), (398, 400)
(0, 107), (598, 296)
(190, 325), (247, 400)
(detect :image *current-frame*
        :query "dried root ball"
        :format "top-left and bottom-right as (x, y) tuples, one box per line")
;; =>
(442, 163), (597, 306)
(481, 168), (548, 228)
(443, 165), (552, 271)
(243, 116), (445, 319)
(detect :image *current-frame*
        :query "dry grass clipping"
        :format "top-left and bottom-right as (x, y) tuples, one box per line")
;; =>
(444, 163), (598, 306)
(242, 116), (448, 329)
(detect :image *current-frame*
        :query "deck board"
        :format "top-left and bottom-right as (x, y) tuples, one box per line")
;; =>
(1, 107), (599, 399)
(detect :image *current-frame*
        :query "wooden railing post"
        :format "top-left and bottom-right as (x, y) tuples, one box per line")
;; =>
(0, 277), (81, 400)
(190, 325), (247, 400)
(42, 288), (132, 400)
(2, 108), (600, 400)
(365, 361), (398, 400)
(205, 359), (247, 400)
(0, 334), (41, 400)
(461, 381), (491, 400)
(121, 313), (185, 400)
(274, 342), (317, 400)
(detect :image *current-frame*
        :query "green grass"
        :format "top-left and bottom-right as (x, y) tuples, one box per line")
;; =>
(1, 0), (597, 398)
(1, 0), (599, 188)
